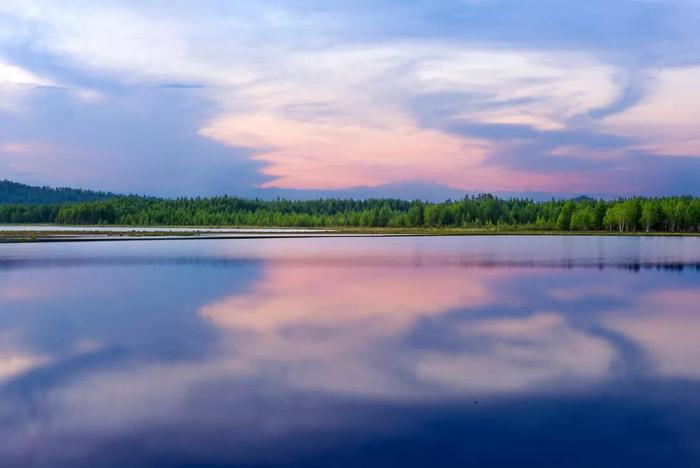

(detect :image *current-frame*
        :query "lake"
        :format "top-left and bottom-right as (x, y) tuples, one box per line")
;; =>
(1, 236), (699, 467)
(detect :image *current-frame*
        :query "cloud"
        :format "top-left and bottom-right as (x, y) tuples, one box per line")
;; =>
(198, 45), (621, 191)
(0, 1), (699, 195)
(200, 111), (490, 189)
(0, 58), (53, 110)
(0, 352), (46, 382)
(0, 85), (266, 195)
(605, 66), (700, 157)
(0, 60), (50, 87)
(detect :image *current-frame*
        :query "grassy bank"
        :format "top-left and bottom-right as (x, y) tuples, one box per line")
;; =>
(1, 226), (699, 243)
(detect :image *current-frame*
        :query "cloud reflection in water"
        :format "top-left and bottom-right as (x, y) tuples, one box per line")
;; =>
(0, 237), (698, 466)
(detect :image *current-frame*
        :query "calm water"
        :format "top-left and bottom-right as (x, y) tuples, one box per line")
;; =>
(1, 236), (699, 467)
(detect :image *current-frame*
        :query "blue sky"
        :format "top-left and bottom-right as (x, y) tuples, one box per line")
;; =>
(0, 0), (699, 199)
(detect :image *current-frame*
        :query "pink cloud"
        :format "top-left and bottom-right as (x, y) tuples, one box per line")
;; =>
(200, 112), (598, 192)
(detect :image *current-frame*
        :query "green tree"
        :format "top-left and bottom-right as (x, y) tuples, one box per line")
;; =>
(556, 202), (575, 231)
(570, 206), (595, 231)
(407, 201), (425, 227)
(640, 201), (660, 232)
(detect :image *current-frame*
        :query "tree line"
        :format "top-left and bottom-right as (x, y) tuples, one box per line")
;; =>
(1, 194), (699, 232)
(0, 180), (115, 205)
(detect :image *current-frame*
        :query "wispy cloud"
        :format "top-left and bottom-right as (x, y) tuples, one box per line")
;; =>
(0, 0), (698, 196)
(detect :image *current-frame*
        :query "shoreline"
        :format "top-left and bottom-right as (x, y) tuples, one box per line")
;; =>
(1, 226), (699, 243)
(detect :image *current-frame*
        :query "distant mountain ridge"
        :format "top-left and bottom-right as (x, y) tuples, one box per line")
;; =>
(1, 179), (598, 205)
(0, 180), (117, 204)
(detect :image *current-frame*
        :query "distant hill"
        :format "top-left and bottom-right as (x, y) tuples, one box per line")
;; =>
(0, 180), (117, 204)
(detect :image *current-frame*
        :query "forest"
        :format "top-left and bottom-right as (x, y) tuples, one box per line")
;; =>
(0, 180), (115, 204)
(1, 193), (699, 232)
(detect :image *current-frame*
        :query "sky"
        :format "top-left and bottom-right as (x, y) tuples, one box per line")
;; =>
(0, 0), (699, 199)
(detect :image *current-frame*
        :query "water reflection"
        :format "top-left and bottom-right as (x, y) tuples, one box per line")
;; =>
(0, 236), (698, 467)
(606, 289), (700, 378)
(200, 265), (612, 396)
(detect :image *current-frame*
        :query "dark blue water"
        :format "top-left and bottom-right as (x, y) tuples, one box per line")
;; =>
(1, 236), (699, 467)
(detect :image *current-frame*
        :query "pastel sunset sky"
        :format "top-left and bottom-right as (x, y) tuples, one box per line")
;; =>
(1, 1), (699, 199)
